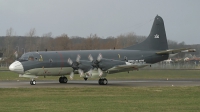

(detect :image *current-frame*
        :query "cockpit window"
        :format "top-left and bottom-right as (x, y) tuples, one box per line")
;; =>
(19, 56), (29, 62)
(28, 56), (34, 61)
(19, 54), (36, 62)
(19, 53), (43, 62)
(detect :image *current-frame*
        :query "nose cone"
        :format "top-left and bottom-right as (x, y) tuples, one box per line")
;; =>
(9, 61), (24, 74)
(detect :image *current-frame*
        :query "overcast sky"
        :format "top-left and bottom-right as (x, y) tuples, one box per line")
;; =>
(0, 0), (199, 44)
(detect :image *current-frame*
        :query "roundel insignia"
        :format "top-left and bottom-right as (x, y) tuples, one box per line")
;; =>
(154, 34), (159, 38)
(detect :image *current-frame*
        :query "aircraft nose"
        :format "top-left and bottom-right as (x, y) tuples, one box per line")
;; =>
(9, 61), (24, 74)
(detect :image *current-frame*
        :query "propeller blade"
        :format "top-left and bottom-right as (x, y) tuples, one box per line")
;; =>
(78, 69), (84, 77)
(69, 72), (74, 80)
(97, 53), (102, 62)
(68, 58), (73, 65)
(76, 54), (81, 63)
(98, 68), (103, 77)
(86, 69), (93, 77)
(88, 54), (93, 62)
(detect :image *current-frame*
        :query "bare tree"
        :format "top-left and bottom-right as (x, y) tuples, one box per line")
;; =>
(26, 28), (36, 52)
(5, 28), (14, 56)
(42, 32), (52, 38)
(54, 34), (70, 50)
(36, 32), (53, 51)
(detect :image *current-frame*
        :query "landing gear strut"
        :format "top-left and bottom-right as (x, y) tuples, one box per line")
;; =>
(59, 76), (68, 83)
(98, 78), (108, 85)
(30, 79), (36, 85)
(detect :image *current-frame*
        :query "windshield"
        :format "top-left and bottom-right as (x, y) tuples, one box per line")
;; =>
(19, 53), (35, 62)
(19, 56), (28, 62)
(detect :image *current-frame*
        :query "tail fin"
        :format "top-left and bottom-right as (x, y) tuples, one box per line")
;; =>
(123, 15), (168, 50)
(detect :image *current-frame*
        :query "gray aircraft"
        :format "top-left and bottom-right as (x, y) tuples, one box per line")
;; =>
(9, 15), (195, 85)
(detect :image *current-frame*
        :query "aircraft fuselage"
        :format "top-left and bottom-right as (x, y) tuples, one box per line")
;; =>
(17, 49), (168, 76)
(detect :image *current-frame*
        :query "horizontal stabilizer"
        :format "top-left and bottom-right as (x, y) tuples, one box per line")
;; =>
(107, 64), (150, 74)
(110, 64), (150, 70)
(156, 48), (196, 55)
(115, 64), (150, 69)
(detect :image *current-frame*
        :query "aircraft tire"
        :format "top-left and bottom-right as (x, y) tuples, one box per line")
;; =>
(84, 78), (88, 81)
(98, 79), (102, 85)
(103, 79), (108, 85)
(59, 77), (63, 83)
(59, 77), (68, 83)
(30, 81), (33, 85)
(32, 80), (36, 85)
(98, 79), (107, 85)
(63, 77), (68, 83)
(30, 80), (36, 85)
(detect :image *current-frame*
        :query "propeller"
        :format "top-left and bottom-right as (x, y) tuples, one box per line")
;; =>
(88, 54), (103, 77)
(85, 69), (93, 77)
(68, 55), (92, 79)
(78, 69), (84, 77)
(88, 54), (102, 68)
(98, 68), (103, 77)
(68, 55), (81, 79)
(88, 53), (102, 62)
(69, 72), (74, 80)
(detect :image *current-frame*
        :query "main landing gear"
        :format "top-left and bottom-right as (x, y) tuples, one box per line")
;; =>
(98, 78), (108, 85)
(59, 76), (68, 83)
(30, 79), (36, 85)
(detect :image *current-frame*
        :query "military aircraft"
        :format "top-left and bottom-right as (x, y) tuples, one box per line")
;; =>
(9, 15), (195, 85)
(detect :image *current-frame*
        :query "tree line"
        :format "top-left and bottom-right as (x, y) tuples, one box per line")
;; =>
(0, 28), (198, 63)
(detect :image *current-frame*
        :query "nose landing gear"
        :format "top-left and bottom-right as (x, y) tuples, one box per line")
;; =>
(30, 79), (36, 85)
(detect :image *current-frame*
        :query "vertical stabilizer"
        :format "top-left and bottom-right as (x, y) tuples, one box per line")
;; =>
(123, 15), (168, 50)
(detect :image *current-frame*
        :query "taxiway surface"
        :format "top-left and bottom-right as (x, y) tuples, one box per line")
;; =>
(0, 79), (200, 88)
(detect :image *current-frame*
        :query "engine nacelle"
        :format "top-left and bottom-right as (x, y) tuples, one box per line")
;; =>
(80, 68), (107, 78)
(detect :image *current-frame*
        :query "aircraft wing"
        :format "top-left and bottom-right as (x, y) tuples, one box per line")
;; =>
(107, 63), (150, 74)
(156, 48), (196, 55)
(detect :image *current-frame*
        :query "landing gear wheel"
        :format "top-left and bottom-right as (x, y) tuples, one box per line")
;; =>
(103, 79), (108, 85)
(30, 80), (36, 85)
(59, 77), (62, 83)
(98, 78), (108, 85)
(63, 77), (68, 83)
(84, 78), (88, 81)
(59, 76), (68, 83)
(98, 79), (102, 85)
